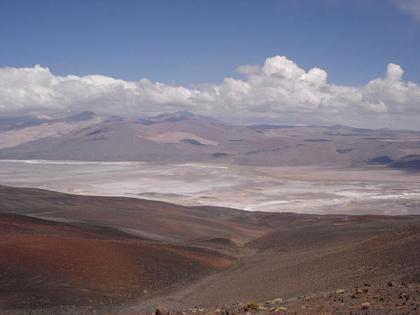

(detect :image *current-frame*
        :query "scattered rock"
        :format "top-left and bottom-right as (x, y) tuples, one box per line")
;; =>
(274, 306), (287, 312)
(270, 297), (284, 304)
(244, 302), (259, 311)
(361, 302), (371, 310)
(154, 283), (420, 315)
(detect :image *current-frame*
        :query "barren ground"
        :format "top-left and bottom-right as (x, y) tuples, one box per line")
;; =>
(0, 160), (419, 215)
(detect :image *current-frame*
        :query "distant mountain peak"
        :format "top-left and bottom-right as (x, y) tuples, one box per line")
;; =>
(137, 111), (222, 125)
(64, 111), (96, 122)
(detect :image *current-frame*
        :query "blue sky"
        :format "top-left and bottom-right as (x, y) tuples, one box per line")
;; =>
(1, 0), (420, 129)
(0, 0), (419, 86)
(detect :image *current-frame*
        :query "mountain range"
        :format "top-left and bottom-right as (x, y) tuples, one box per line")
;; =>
(0, 111), (419, 169)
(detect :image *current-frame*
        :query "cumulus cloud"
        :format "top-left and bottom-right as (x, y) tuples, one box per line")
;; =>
(0, 65), (196, 115)
(0, 55), (420, 128)
(393, 0), (420, 21)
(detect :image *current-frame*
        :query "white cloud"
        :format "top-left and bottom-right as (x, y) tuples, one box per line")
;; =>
(393, 0), (420, 21)
(0, 55), (420, 128)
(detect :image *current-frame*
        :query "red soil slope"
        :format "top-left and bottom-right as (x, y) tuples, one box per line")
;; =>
(0, 214), (233, 310)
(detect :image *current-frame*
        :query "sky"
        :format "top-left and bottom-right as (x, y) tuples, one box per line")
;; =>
(0, 0), (420, 129)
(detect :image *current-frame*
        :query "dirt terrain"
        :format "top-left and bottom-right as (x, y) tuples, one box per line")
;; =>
(125, 220), (420, 314)
(0, 185), (269, 243)
(144, 282), (420, 315)
(0, 186), (419, 314)
(0, 213), (233, 312)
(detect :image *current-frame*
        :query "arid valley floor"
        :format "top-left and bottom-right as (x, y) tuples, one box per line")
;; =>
(1, 160), (420, 215)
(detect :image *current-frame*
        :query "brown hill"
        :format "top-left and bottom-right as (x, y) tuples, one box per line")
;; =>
(0, 213), (233, 311)
(127, 218), (420, 313)
(1, 186), (420, 314)
(0, 185), (268, 243)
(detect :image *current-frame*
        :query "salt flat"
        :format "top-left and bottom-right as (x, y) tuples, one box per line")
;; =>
(0, 160), (419, 215)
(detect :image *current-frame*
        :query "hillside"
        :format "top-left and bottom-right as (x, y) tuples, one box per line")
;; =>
(0, 186), (420, 314)
(0, 213), (233, 312)
(129, 219), (420, 313)
(0, 185), (269, 243)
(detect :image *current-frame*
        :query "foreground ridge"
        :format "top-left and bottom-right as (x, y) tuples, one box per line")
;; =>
(148, 282), (420, 315)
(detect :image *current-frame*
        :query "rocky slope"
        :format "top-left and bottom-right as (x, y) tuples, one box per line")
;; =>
(1, 186), (420, 314)
(148, 282), (420, 315)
